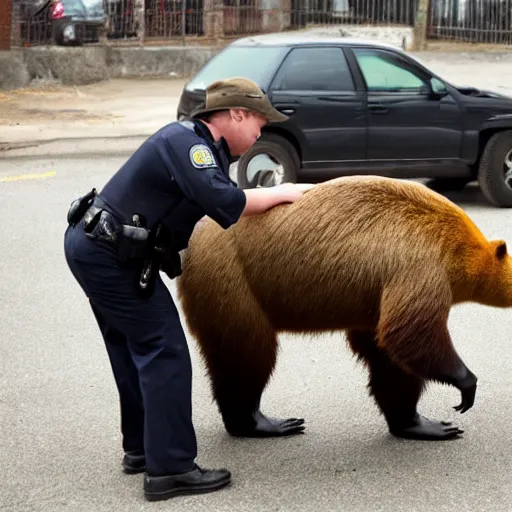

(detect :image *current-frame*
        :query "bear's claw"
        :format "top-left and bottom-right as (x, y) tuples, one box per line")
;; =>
(227, 411), (306, 438)
(453, 381), (477, 413)
(390, 414), (464, 441)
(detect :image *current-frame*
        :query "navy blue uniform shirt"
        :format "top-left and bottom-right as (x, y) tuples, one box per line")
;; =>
(99, 118), (247, 251)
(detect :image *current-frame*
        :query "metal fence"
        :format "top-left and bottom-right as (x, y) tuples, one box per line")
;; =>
(290, 0), (417, 26)
(10, 0), (419, 47)
(9, 0), (512, 48)
(429, 0), (512, 44)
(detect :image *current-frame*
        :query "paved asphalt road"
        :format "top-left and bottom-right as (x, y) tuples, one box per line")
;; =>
(1, 155), (511, 512)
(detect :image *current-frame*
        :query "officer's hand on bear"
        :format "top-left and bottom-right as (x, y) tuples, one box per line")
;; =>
(294, 183), (317, 193)
(274, 182), (315, 202)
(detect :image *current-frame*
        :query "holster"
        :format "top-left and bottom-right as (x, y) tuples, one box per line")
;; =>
(154, 225), (183, 280)
(83, 205), (119, 243)
(138, 225), (183, 298)
(67, 188), (97, 226)
(117, 224), (150, 262)
(86, 210), (150, 263)
(156, 246), (183, 280)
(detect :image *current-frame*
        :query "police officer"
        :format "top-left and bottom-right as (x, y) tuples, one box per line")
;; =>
(63, 77), (312, 502)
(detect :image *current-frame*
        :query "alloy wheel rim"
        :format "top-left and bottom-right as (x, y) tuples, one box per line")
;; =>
(246, 154), (284, 187)
(504, 149), (512, 190)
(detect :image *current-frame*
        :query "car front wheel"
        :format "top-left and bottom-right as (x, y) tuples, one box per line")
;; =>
(478, 130), (512, 207)
(236, 133), (300, 189)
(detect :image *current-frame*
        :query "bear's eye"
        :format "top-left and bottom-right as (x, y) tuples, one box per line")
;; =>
(496, 241), (507, 260)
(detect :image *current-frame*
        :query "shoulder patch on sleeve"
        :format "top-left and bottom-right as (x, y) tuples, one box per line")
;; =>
(189, 144), (218, 170)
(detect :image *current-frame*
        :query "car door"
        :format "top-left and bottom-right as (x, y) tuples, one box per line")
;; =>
(349, 47), (464, 166)
(268, 46), (367, 174)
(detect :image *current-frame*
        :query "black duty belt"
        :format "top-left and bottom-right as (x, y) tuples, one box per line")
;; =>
(67, 188), (149, 261)
(66, 188), (182, 295)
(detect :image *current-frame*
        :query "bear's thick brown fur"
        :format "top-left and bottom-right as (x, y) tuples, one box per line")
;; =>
(176, 175), (512, 440)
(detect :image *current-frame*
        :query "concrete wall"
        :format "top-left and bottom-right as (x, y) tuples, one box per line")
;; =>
(0, 45), (219, 90)
(0, 50), (30, 89)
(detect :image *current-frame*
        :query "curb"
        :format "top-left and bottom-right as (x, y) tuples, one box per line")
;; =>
(0, 134), (151, 160)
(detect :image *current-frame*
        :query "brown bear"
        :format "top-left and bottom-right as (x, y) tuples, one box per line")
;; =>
(176, 175), (512, 441)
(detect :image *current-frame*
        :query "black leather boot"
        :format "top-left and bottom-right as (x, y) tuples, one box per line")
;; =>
(144, 465), (231, 501)
(122, 450), (146, 474)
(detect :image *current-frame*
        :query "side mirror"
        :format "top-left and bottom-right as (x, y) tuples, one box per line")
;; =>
(429, 77), (449, 98)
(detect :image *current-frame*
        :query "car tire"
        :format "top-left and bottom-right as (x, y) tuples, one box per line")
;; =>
(478, 130), (512, 207)
(52, 22), (65, 45)
(237, 133), (300, 189)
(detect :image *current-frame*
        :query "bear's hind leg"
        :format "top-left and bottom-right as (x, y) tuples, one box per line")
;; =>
(347, 329), (464, 441)
(370, 275), (478, 438)
(197, 324), (305, 438)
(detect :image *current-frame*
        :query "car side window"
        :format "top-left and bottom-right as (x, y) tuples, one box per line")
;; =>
(353, 48), (427, 93)
(272, 47), (355, 92)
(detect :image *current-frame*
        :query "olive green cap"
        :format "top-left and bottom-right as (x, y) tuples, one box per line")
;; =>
(190, 77), (289, 123)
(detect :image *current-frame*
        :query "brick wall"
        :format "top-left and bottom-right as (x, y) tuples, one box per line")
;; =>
(0, 0), (13, 50)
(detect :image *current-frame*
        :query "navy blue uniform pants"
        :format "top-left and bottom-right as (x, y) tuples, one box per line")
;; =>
(64, 222), (197, 476)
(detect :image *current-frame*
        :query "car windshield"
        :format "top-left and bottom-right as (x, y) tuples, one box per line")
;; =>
(185, 46), (288, 91)
(80, 0), (103, 7)
(62, 0), (104, 12)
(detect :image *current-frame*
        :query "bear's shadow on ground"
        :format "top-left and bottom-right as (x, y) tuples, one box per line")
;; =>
(422, 179), (491, 208)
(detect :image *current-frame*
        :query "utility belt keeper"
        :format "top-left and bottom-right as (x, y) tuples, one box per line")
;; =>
(66, 189), (182, 281)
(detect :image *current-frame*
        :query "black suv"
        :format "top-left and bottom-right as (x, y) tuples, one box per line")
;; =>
(177, 33), (512, 208)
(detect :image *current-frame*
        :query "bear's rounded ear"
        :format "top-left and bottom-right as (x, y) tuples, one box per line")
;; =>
(494, 240), (508, 260)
